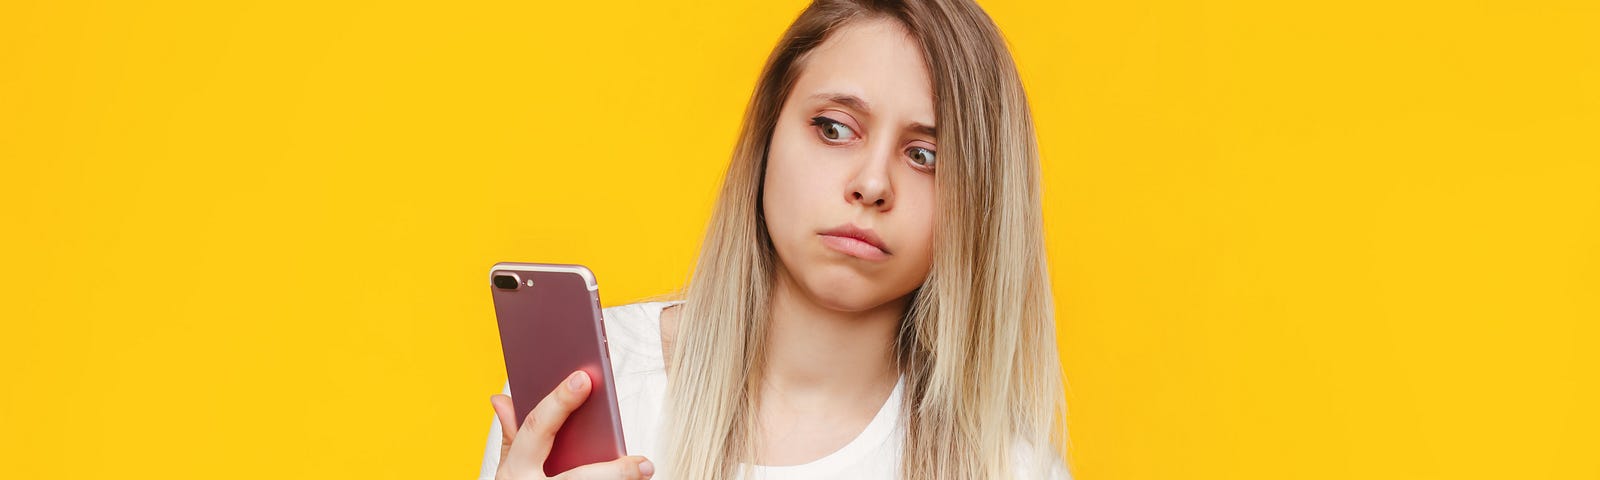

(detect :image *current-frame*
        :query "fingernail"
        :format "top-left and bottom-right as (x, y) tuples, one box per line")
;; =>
(639, 459), (655, 477)
(567, 371), (587, 391)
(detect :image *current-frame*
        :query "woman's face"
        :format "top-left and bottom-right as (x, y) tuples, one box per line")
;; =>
(762, 18), (938, 313)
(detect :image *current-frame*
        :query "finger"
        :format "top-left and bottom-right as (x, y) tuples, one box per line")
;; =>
(490, 394), (517, 464)
(508, 370), (592, 465)
(554, 455), (654, 480)
(490, 394), (517, 442)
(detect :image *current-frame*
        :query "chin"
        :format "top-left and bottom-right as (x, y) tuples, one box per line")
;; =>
(798, 264), (900, 313)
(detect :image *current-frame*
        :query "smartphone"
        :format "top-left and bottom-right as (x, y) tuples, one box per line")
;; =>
(489, 262), (626, 476)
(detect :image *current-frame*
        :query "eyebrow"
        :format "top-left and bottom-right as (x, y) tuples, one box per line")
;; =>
(809, 92), (937, 137)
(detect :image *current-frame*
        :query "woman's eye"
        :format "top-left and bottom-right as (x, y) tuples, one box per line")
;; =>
(810, 116), (857, 143)
(907, 146), (936, 169)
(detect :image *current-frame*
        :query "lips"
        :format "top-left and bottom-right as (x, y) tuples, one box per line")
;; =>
(818, 223), (890, 260)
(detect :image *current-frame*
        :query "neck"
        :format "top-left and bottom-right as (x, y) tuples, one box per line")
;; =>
(760, 264), (904, 402)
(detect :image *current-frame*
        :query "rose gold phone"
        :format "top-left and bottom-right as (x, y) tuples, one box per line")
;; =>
(489, 262), (625, 476)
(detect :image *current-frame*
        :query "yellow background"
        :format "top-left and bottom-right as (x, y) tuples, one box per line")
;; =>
(2, 0), (1596, 478)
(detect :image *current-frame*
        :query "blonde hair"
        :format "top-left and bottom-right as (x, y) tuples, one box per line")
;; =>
(657, 0), (1066, 478)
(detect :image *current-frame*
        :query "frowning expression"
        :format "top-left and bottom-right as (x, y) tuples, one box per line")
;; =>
(762, 18), (938, 312)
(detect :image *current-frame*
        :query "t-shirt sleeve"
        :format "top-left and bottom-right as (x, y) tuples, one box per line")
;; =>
(477, 381), (511, 480)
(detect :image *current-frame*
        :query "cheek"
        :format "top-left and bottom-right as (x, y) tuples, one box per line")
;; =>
(762, 127), (827, 237)
(894, 179), (939, 270)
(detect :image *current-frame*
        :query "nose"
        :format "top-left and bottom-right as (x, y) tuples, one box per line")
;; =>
(846, 147), (895, 210)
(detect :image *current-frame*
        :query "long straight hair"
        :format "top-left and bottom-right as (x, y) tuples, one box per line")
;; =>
(657, 1), (1067, 478)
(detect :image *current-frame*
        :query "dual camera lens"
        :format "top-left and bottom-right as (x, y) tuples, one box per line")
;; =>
(493, 274), (522, 290)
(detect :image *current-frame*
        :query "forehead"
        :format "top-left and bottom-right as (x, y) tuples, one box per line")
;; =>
(790, 18), (935, 122)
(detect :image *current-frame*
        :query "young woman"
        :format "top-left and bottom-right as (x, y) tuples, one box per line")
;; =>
(479, 1), (1068, 478)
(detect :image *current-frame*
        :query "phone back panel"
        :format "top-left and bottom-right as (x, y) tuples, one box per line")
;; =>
(489, 262), (625, 475)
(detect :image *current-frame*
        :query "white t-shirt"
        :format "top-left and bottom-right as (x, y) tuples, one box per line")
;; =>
(477, 300), (1068, 479)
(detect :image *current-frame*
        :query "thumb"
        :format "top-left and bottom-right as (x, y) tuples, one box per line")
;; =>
(490, 394), (517, 459)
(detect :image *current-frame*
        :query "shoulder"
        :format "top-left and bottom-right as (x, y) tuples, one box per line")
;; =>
(1011, 437), (1072, 480)
(600, 300), (681, 375)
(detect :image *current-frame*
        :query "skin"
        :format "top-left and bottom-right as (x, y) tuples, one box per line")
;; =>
(490, 17), (938, 477)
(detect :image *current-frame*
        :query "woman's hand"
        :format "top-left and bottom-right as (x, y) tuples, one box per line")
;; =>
(489, 371), (654, 480)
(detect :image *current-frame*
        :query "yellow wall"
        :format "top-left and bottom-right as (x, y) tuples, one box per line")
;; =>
(2, 0), (1595, 478)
